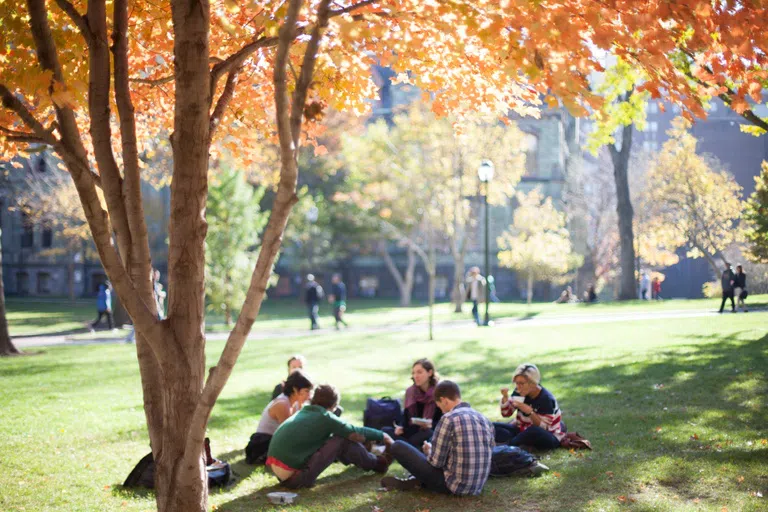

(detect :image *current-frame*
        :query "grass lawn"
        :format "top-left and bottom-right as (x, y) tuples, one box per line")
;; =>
(1, 307), (767, 511)
(8, 294), (768, 337)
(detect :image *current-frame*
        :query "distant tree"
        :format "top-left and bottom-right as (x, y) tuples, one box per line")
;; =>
(497, 190), (581, 305)
(0, 228), (18, 355)
(341, 103), (525, 311)
(641, 118), (744, 275)
(205, 166), (269, 326)
(744, 162), (768, 263)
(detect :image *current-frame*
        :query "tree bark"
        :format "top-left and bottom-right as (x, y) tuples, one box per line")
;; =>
(380, 241), (416, 306)
(609, 119), (637, 301)
(527, 271), (534, 306)
(0, 231), (20, 356)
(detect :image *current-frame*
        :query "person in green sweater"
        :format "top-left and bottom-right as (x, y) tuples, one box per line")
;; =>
(266, 384), (394, 488)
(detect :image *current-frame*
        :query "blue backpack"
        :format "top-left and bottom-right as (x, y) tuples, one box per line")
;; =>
(363, 396), (403, 430)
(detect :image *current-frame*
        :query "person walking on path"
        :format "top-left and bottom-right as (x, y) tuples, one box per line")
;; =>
(305, 274), (324, 330)
(465, 267), (486, 326)
(126, 269), (166, 343)
(381, 380), (495, 495)
(328, 273), (348, 330)
(90, 282), (115, 332)
(719, 264), (736, 313)
(651, 276), (662, 300)
(734, 264), (748, 312)
(640, 271), (651, 300)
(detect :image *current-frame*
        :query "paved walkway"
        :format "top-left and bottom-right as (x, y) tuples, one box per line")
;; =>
(14, 307), (762, 350)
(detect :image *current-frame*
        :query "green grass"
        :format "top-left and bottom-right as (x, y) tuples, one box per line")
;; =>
(1, 307), (767, 511)
(9, 294), (768, 337)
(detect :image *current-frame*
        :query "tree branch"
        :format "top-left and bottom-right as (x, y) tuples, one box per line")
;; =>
(53, 0), (93, 45)
(129, 75), (175, 86)
(209, 36), (278, 99)
(209, 67), (240, 137)
(328, 0), (379, 17)
(290, 0), (333, 143)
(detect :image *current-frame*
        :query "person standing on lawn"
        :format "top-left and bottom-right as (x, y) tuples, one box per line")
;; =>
(734, 264), (748, 312)
(305, 274), (324, 330)
(719, 264), (736, 313)
(381, 380), (494, 495)
(266, 384), (393, 488)
(328, 273), (348, 330)
(90, 282), (115, 332)
(493, 363), (566, 450)
(465, 267), (486, 326)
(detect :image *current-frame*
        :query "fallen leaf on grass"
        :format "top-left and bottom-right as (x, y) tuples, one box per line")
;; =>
(693, 498), (701, 503)
(103, 485), (110, 490)
(655, 427), (663, 432)
(751, 491), (763, 498)
(617, 495), (627, 503)
(721, 507), (729, 512)
(737, 475), (745, 484)
(553, 472), (562, 478)
(690, 433), (699, 440)
(760, 439), (767, 445)
(606, 471), (614, 478)
(372, 506), (383, 512)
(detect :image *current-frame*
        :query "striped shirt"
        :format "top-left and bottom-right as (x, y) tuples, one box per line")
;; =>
(428, 403), (494, 496)
(500, 386), (565, 441)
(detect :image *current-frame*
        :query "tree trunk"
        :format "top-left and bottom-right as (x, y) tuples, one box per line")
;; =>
(0, 231), (20, 356)
(526, 271), (533, 306)
(380, 241), (416, 306)
(609, 120), (637, 301)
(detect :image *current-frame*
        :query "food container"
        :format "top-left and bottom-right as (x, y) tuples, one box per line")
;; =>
(267, 492), (298, 505)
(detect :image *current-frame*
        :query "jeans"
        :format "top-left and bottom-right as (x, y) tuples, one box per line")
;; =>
(390, 440), (450, 494)
(471, 300), (480, 325)
(280, 437), (380, 489)
(308, 303), (320, 329)
(719, 291), (735, 312)
(91, 310), (114, 330)
(493, 423), (561, 450)
(381, 426), (434, 449)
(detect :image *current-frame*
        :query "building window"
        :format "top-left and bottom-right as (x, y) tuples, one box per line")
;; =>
(434, 276), (449, 299)
(37, 272), (51, 294)
(16, 272), (29, 295)
(21, 213), (34, 248)
(523, 132), (539, 177)
(42, 226), (53, 248)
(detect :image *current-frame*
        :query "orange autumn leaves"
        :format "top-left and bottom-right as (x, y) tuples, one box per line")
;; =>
(2, 0), (768, 167)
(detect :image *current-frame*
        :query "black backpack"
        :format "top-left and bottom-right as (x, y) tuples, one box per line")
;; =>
(489, 445), (539, 477)
(363, 396), (403, 430)
(124, 438), (232, 489)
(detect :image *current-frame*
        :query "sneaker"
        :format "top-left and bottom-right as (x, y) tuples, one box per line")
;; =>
(528, 461), (550, 477)
(380, 475), (420, 491)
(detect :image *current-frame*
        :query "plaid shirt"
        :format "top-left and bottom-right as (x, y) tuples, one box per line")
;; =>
(428, 402), (494, 495)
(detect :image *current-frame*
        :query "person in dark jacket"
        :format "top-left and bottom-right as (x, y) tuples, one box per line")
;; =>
(719, 265), (736, 313)
(328, 274), (348, 330)
(734, 264), (748, 312)
(90, 282), (115, 331)
(305, 274), (324, 330)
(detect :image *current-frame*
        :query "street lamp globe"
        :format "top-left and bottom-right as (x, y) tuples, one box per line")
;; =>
(477, 159), (495, 183)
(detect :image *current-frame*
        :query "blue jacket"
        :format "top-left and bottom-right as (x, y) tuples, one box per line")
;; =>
(97, 284), (112, 312)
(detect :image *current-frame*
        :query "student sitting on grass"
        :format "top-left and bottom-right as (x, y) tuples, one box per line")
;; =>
(382, 358), (443, 448)
(381, 380), (495, 495)
(493, 363), (566, 450)
(245, 370), (313, 464)
(271, 354), (343, 416)
(266, 384), (394, 488)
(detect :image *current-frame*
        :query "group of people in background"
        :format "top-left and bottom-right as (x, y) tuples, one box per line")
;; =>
(304, 273), (348, 330)
(245, 356), (570, 496)
(720, 264), (749, 313)
(640, 272), (663, 300)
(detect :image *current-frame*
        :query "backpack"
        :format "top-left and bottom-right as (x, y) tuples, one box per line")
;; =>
(363, 396), (403, 430)
(489, 445), (540, 477)
(123, 438), (233, 489)
(244, 432), (272, 465)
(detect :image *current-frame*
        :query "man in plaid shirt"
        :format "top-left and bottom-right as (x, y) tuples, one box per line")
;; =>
(381, 380), (494, 495)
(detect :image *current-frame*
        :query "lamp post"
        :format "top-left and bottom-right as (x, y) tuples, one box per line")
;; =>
(477, 159), (494, 326)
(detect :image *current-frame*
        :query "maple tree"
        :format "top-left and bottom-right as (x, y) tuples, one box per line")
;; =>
(641, 118), (744, 276)
(497, 189), (581, 305)
(3, 0), (768, 509)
